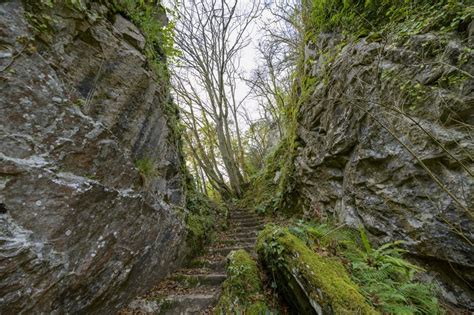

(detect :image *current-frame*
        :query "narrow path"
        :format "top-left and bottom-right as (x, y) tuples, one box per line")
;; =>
(120, 209), (264, 314)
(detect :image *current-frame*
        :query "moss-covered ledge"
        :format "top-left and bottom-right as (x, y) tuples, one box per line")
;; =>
(216, 249), (271, 314)
(256, 224), (378, 315)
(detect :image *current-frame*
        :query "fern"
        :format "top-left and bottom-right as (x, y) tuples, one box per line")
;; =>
(348, 228), (441, 314)
(288, 222), (442, 314)
(358, 226), (372, 253)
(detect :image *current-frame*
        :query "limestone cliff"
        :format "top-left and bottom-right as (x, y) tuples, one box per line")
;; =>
(294, 5), (474, 310)
(0, 0), (186, 313)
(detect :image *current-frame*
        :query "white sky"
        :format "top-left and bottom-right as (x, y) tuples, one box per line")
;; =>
(164, 0), (277, 131)
(234, 1), (275, 124)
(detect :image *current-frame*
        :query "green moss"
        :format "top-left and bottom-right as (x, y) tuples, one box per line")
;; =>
(283, 221), (442, 314)
(257, 225), (377, 314)
(247, 302), (271, 315)
(155, 297), (175, 314)
(183, 188), (224, 257)
(169, 274), (201, 287)
(185, 212), (213, 255)
(112, 0), (177, 80)
(303, 0), (472, 37)
(135, 157), (155, 178)
(216, 250), (272, 314)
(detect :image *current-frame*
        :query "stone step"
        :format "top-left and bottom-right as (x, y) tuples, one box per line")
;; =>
(164, 293), (220, 314)
(126, 292), (220, 315)
(220, 237), (257, 245)
(210, 245), (254, 256)
(229, 212), (258, 218)
(170, 272), (227, 287)
(187, 258), (226, 271)
(228, 231), (259, 239)
(230, 216), (260, 222)
(229, 210), (256, 215)
(231, 225), (264, 233)
(206, 260), (226, 272)
(230, 217), (263, 225)
(230, 220), (264, 228)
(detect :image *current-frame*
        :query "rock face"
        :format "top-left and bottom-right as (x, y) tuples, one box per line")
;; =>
(295, 27), (474, 308)
(0, 1), (186, 313)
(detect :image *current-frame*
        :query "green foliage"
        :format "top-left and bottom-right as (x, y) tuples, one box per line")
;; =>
(241, 71), (315, 216)
(216, 250), (272, 314)
(285, 221), (442, 314)
(243, 138), (297, 215)
(348, 229), (441, 314)
(304, 0), (472, 38)
(437, 72), (470, 91)
(135, 157), (155, 177)
(289, 220), (357, 251)
(23, 0), (56, 41)
(257, 225), (377, 314)
(184, 188), (218, 257)
(24, 0), (103, 41)
(113, 0), (178, 80)
(65, 0), (87, 11)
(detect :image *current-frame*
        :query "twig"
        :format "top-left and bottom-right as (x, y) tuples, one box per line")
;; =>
(0, 47), (26, 73)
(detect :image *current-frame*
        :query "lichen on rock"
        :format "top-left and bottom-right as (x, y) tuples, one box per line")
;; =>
(292, 0), (474, 309)
(0, 0), (186, 313)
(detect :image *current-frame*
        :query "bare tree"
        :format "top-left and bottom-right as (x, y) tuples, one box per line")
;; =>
(244, 0), (302, 152)
(240, 107), (274, 171)
(173, 0), (261, 197)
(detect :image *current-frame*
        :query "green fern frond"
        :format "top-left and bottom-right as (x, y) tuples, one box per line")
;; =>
(288, 221), (441, 314)
(358, 226), (372, 253)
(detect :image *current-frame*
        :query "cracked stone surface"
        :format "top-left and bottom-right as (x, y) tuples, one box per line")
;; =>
(295, 28), (474, 309)
(0, 1), (186, 313)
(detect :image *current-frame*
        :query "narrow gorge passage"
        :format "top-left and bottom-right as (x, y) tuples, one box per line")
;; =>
(1, 0), (472, 314)
(121, 209), (266, 314)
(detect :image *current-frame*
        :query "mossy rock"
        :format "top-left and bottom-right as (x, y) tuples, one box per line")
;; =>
(257, 225), (378, 315)
(216, 249), (272, 314)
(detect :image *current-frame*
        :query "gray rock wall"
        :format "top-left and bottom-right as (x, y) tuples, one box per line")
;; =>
(0, 1), (186, 313)
(296, 29), (474, 308)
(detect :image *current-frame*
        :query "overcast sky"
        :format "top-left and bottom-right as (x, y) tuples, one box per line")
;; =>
(235, 0), (275, 123)
(164, 0), (275, 130)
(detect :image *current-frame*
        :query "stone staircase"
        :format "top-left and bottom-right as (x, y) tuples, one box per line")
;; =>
(119, 209), (265, 315)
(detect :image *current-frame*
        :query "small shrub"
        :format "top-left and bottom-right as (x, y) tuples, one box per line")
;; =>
(135, 157), (155, 177)
(184, 186), (224, 257)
